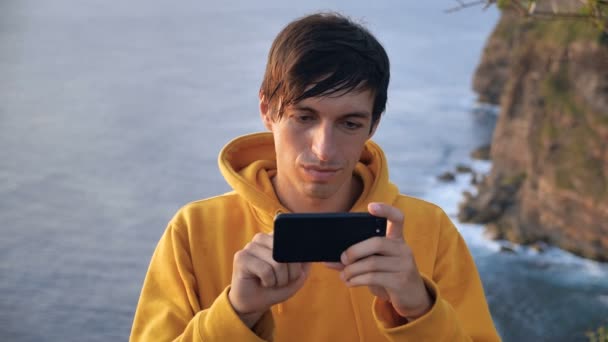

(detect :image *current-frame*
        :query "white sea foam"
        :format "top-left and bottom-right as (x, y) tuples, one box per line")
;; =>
(472, 102), (500, 117)
(421, 158), (608, 279)
(421, 158), (500, 254)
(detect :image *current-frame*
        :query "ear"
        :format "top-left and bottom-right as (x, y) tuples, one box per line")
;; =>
(259, 94), (274, 131)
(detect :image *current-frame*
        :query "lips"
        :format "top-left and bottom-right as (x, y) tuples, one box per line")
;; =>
(301, 165), (340, 182)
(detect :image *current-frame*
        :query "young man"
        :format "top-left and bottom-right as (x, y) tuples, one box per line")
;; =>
(130, 13), (500, 341)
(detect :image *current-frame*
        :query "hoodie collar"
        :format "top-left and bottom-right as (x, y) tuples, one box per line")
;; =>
(218, 132), (399, 231)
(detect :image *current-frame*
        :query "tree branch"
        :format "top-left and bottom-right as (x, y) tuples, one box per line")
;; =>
(446, 0), (607, 32)
(445, 0), (493, 13)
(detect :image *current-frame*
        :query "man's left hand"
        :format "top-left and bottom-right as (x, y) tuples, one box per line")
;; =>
(325, 202), (433, 322)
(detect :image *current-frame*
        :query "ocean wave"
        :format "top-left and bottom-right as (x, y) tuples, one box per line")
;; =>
(421, 158), (608, 280)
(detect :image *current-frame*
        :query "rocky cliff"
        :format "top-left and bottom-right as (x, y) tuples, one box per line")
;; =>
(459, 10), (608, 261)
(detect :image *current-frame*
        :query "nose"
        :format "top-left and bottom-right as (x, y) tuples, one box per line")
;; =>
(311, 122), (336, 162)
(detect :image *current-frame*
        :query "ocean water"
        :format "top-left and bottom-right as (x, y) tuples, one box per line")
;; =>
(1, 1), (607, 341)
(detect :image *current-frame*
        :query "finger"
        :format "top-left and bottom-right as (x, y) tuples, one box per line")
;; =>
(302, 262), (312, 275)
(264, 263), (312, 304)
(323, 262), (345, 271)
(368, 202), (404, 240)
(287, 263), (302, 282)
(252, 233), (297, 285)
(341, 255), (400, 281)
(287, 263), (311, 292)
(263, 257), (290, 288)
(343, 271), (395, 289)
(252, 232), (274, 249)
(246, 241), (290, 287)
(237, 249), (277, 288)
(341, 237), (400, 265)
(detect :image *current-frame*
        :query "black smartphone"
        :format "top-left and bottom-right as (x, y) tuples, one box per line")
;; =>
(272, 212), (387, 262)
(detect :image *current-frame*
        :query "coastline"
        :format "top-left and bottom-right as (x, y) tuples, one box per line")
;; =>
(428, 149), (608, 340)
(463, 8), (608, 262)
(429, 143), (608, 271)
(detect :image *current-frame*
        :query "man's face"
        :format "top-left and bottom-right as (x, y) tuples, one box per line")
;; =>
(261, 88), (377, 207)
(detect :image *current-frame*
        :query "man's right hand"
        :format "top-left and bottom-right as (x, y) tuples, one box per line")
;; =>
(228, 233), (311, 328)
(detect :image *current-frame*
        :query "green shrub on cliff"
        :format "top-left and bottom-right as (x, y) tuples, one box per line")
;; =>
(541, 66), (579, 114)
(540, 65), (607, 201)
(586, 324), (608, 342)
(494, 0), (607, 32)
(530, 19), (602, 45)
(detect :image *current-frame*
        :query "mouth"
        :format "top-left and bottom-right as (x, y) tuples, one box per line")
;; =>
(301, 165), (341, 182)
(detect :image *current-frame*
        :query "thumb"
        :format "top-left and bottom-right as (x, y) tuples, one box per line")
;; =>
(368, 202), (404, 240)
(290, 263), (312, 290)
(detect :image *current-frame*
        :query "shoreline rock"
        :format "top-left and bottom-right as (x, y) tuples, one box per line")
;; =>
(471, 145), (491, 160)
(460, 9), (608, 262)
(437, 171), (456, 182)
(456, 164), (473, 174)
(458, 8), (608, 262)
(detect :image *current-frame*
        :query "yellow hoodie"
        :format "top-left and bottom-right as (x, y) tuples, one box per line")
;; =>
(130, 132), (501, 341)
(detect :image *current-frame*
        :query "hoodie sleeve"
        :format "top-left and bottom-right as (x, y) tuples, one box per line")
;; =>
(371, 212), (501, 341)
(129, 223), (274, 342)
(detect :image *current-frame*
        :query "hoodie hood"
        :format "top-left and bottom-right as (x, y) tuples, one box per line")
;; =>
(218, 132), (400, 231)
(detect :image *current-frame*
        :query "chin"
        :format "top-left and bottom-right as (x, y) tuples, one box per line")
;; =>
(302, 184), (339, 200)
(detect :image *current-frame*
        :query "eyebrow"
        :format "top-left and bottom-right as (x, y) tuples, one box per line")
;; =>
(292, 105), (371, 119)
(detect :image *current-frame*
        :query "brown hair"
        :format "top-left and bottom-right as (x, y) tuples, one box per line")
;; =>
(259, 12), (390, 127)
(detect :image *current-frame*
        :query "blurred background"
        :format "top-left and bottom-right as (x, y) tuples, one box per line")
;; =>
(1, 1), (607, 341)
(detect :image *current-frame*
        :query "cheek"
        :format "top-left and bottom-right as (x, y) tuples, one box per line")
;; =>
(275, 128), (303, 161)
(341, 136), (367, 157)
(346, 148), (362, 165)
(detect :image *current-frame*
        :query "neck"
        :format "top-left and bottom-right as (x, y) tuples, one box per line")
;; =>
(272, 174), (363, 213)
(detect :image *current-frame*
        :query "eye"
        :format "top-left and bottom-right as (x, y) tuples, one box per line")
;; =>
(342, 120), (364, 130)
(293, 114), (315, 123)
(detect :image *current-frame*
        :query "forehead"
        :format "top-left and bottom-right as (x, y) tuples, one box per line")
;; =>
(291, 88), (374, 116)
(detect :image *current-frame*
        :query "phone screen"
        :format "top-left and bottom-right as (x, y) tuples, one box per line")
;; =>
(272, 213), (387, 262)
